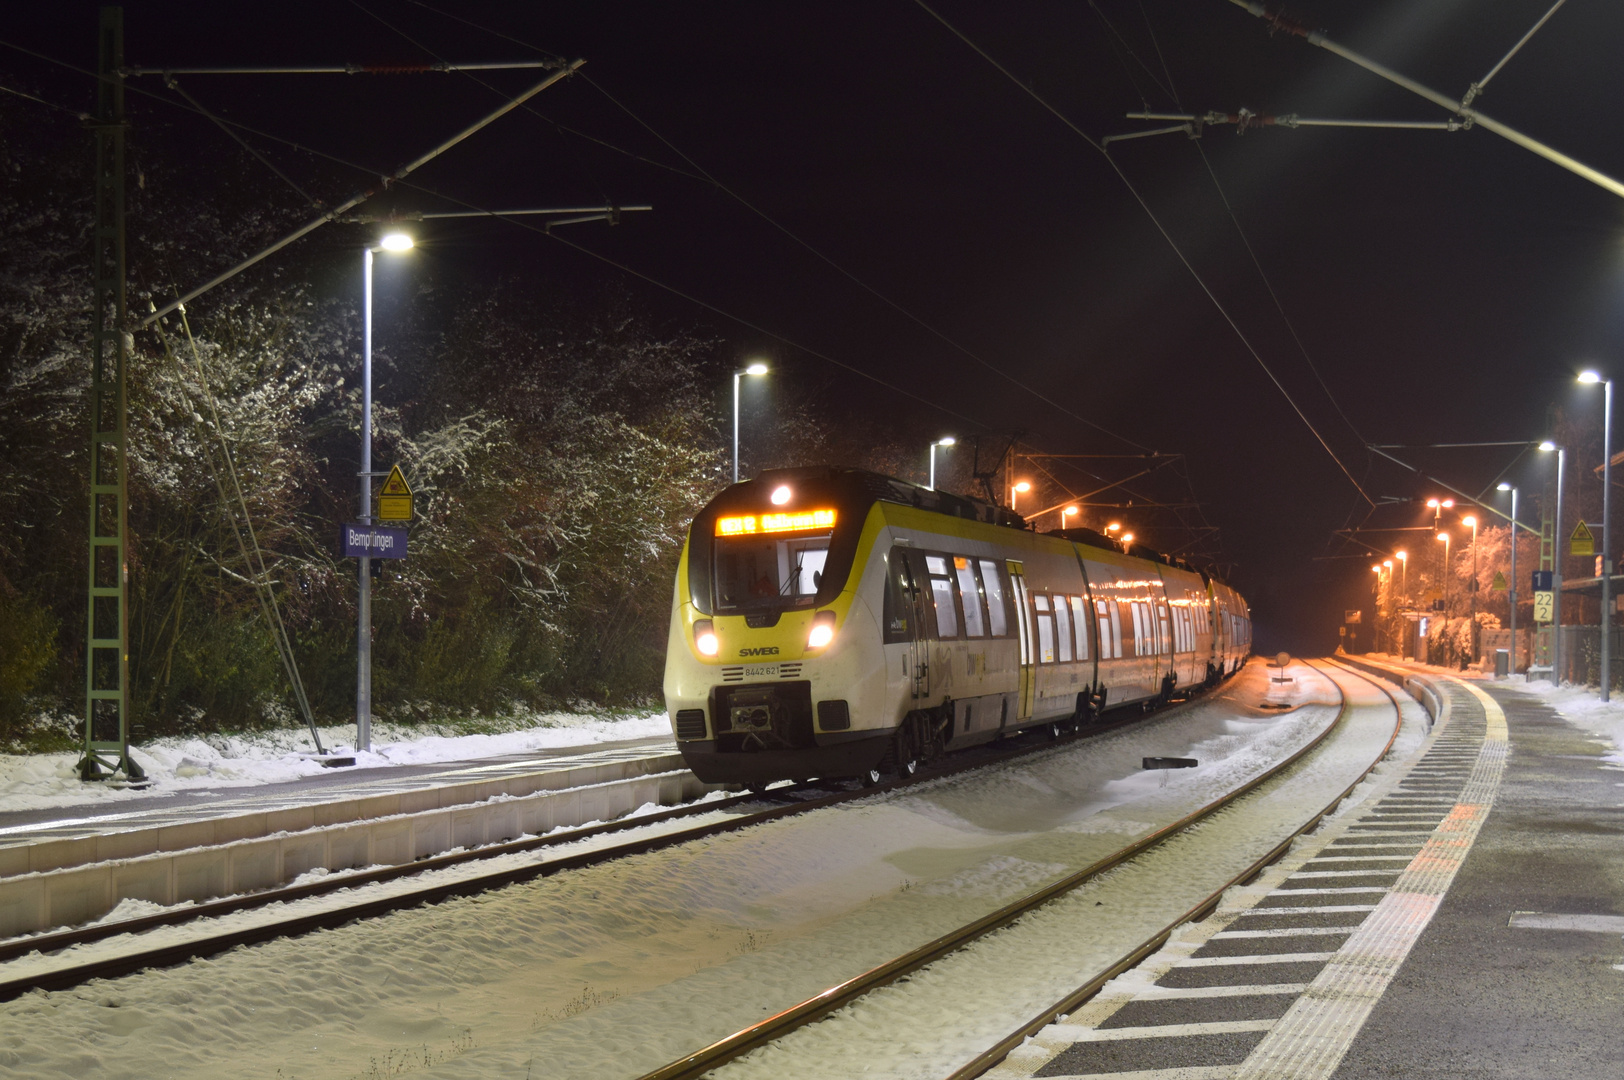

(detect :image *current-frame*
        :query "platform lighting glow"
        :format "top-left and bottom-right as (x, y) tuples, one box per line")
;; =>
(1463, 515), (1477, 527)
(1579, 370), (1602, 384)
(1384, 560), (1393, 568)
(1014, 481), (1031, 493)
(1443, 499), (1454, 508)
(770, 485), (793, 505)
(1438, 532), (1450, 542)
(937, 435), (956, 447)
(1106, 522), (1122, 532)
(379, 232), (414, 252)
(1396, 550), (1407, 560)
(1373, 565), (1381, 572)
(744, 362), (769, 376)
(1062, 505), (1078, 519)
(1497, 482), (1513, 492)
(1540, 440), (1557, 452)
(1121, 532), (1134, 544)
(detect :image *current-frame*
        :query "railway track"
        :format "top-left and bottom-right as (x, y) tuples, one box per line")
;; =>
(0, 681), (1219, 1002)
(635, 659), (1405, 1080)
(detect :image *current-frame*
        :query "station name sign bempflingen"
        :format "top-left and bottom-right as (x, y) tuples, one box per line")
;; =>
(342, 523), (408, 559)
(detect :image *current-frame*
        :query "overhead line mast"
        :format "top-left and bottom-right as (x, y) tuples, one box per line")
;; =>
(78, 8), (141, 781)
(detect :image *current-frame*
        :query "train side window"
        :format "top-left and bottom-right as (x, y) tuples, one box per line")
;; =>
(979, 559), (1009, 637)
(1095, 600), (1113, 660)
(925, 555), (959, 638)
(954, 557), (986, 637)
(1070, 595), (1089, 660)
(1159, 604), (1172, 655)
(1054, 595), (1073, 662)
(1033, 594), (1055, 663)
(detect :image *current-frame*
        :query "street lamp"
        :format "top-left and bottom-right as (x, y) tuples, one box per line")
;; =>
(928, 436), (955, 490)
(1437, 531), (1452, 614)
(357, 231), (414, 753)
(1120, 532), (1135, 545)
(1498, 483), (1519, 675)
(1540, 440), (1566, 683)
(1105, 521), (1122, 534)
(1464, 514), (1480, 662)
(1011, 480), (1031, 510)
(732, 362), (768, 484)
(1579, 370), (1612, 699)
(1061, 505), (1079, 528)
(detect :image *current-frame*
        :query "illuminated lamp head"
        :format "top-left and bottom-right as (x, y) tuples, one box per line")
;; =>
(1121, 532), (1135, 544)
(771, 485), (792, 506)
(807, 610), (836, 649)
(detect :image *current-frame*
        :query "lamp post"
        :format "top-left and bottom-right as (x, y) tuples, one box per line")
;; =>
(1498, 483), (1519, 675)
(1579, 370), (1612, 699)
(1437, 530), (1452, 612)
(1464, 514), (1480, 664)
(357, 231), (414, 753)
(928, 436), (955, 490)
(1396, 550), (1408, 604)
(1061, 504), (1079, 529)
(1540, 440), (1566, 684)
(732, 362), (768, 484)
(1011, 480), (1031, 511)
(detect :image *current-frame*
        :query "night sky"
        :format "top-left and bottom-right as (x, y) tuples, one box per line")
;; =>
(9, 1), (1624, 653)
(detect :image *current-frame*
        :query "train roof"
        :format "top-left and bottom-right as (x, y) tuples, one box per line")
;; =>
(744, 466), (1230, 587)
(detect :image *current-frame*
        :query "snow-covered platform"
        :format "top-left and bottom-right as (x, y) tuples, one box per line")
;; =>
(991, 659), (1624, 1079)
(0, 735), (676, 874)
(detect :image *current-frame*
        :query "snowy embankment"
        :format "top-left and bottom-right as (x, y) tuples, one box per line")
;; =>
(0, 711), (672, 814)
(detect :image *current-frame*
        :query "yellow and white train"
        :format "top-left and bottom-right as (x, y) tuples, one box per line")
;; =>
(663, 467), (1251, 787)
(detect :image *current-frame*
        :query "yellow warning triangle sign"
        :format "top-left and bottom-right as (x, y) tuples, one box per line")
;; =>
(380, 465), (412, 497)
(1571, 520), (1595, 555)
(1491, 570), (1508, 591)
(377, 465), (413, 522)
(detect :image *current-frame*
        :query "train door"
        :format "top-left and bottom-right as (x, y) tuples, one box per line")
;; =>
(1008, 560), (1035, 722)
(894, 550), (930, 699)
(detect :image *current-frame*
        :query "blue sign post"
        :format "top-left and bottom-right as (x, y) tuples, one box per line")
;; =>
(342, 524), (408, 559)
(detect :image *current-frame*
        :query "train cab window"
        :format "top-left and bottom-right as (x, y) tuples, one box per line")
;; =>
(1054, 594), (1073, 662)
(714, 529), (832, 612)
(1033, 594), (1056, 663)
(1069, 596), (1089, 660)
(925, 555), (959, 638)
(979, 559), (1009, 636)
(954, 557), (986, 637)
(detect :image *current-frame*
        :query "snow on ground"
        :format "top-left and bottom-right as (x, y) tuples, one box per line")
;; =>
(1511, 677), (1624, 765)
(0, 710), (673, 814)
(0, 659), (1366, 1080)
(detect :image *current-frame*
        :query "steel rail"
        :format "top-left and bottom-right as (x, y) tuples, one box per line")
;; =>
(946, 659), (1406, 1080)
(633, 663), (1361, 1080)
(0, 690), (1205, 1000)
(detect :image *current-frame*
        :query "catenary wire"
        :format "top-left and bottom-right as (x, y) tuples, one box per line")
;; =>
(912, 0), (1377, 509)
(399, 0), (1158, 454)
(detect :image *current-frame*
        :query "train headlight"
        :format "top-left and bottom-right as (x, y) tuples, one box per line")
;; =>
(807, 611), (836, 649)
(694, 619), (720, 656)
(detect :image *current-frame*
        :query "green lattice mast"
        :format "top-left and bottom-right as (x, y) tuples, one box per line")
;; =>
(78, 7), (144, 781)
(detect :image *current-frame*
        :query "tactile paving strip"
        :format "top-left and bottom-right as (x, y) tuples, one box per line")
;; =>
(994, 672), (1507, 1080)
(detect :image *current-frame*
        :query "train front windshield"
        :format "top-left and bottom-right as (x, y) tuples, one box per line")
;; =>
(713, 530), (831, 612)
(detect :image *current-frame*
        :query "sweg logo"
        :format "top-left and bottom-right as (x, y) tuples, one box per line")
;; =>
(739, 646), (780, 657)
